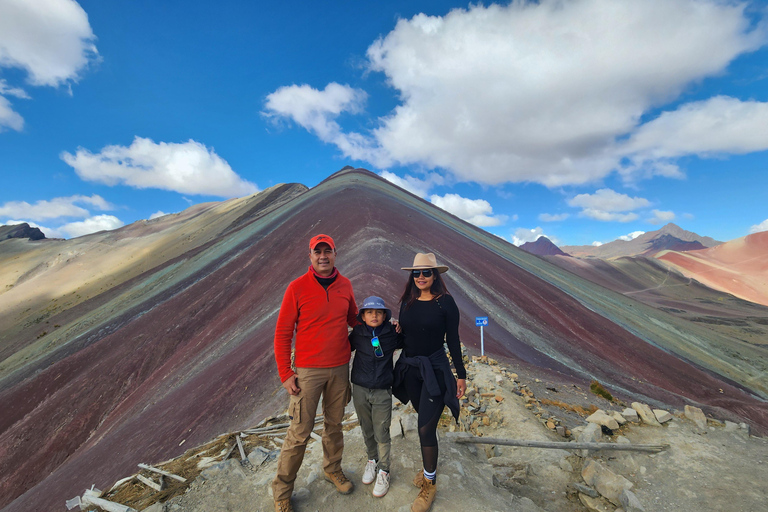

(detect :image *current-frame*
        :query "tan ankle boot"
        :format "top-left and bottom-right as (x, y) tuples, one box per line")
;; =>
(413, 469), (424, 488)
(411, 476), (437, 512)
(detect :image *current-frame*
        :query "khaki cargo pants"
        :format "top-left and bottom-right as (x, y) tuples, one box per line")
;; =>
(272, 364), (350, 501)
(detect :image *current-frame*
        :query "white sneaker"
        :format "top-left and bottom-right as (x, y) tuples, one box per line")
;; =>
(372, 470), (390, 497)
(362, 459), (377, 485)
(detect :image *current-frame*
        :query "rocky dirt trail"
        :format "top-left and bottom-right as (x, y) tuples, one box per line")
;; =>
(77, 357), (768, 512)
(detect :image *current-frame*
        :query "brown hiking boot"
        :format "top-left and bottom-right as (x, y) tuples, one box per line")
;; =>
(411, 476), (437, 512)
(413, 469), (424, 488)
(274, 498), (293, 512)
(324, 469), (354, 494)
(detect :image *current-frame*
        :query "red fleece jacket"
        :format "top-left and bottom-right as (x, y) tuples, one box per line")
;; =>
(274, 267), (358, 382)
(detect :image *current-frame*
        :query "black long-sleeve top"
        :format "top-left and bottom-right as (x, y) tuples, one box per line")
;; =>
(398, 294), (466, 380)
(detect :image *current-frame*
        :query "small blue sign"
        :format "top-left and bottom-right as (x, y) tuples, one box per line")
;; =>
(475, 316), (488, 327)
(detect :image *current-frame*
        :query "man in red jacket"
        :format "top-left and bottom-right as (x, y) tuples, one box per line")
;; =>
(272, 234), (358, 512)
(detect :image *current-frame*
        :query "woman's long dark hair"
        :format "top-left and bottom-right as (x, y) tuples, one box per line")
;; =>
(399, 269), (451, 309)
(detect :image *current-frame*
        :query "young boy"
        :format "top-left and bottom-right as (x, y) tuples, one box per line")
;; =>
(349, 296), (403, 498)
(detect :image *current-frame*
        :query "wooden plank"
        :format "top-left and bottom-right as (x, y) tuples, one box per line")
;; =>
(81, 494), (137, 512)
(137, 463), (187, 482)
(136, 474), (162, 492)
(236, 435), (247, 460)
(221, 440), (238, 461)
(452, 436), (667, 453)
(243, 416), (323, 434)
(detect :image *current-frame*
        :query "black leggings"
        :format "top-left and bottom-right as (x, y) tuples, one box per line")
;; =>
(404, 366), (447, 473)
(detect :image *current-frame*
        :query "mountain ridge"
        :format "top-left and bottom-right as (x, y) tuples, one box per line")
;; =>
(1, 168), (765, 512)
(561, 223), (721, 259)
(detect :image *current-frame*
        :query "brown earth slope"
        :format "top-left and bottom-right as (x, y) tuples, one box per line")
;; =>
(0, 168), (766, 511)
(656, 230), (768, 307)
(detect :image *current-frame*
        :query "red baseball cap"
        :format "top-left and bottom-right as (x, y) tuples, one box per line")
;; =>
(309, 234), (335, 251)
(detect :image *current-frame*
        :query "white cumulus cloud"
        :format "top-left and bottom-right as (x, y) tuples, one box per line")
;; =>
(539, 213), (570, 222)
(271, 0), (767, 189)
(430, 193), (508, 227)
(263, 82), (383, 163)
(0, 0), (99, 131)
(618, 230), (646, 241)
(512, 226), (549, 246)
(647, 209), (676, 225)
(567, 188), (650, 222)
(61, 137), (258, 197)
(0, 194), (113, 221)
(622, 96), (768, 165)
(59, 214), (124, 238)
(750, 219), (768, 234)
(379, 170), (444, 197)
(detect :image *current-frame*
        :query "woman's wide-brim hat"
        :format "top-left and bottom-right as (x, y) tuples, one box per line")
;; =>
(401, 252), (449, 273)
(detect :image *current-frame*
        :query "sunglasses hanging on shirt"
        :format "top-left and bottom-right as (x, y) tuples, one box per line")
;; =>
(371, 336), (384, 358)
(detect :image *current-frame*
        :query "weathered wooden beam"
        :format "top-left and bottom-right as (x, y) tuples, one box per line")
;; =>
(222, 440), (238, 461)
(243, 416), (323, 434)
(452, 436), (668, 453)
(81, 493), (137, 512)
(136, 474), (163, 492)
(236, 435), (247, 460)
(137, 463), (187, 482)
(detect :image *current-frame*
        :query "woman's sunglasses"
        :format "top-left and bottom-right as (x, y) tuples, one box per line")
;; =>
(371, 336), (384, 358)
(411, 269), (434, 278)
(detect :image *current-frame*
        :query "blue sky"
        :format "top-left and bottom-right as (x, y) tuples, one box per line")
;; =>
(1, 0), (767, 246)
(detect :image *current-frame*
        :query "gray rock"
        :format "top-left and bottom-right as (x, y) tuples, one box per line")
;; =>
(621, 408), (639, 423)
(579, 422), (603, 444)
(141, 504), (165, 512)
(390, 415), (403, 438)
(684, 405), (708, 433)
(401, 413), (418, 434)
(579, 493), (613, 511)
(247, 446), (270, 466)
(570, 482), (600, 497)
(620, 489), (646, 511)
(488, 456), (518, 467)
(653, 409), (672, 424)
(200, 459), (243, 480)
(611, 411), (628, 425)
(582, 460), (633, 505)
(631, 402), (661, 427)
(587, 410), (620, 431)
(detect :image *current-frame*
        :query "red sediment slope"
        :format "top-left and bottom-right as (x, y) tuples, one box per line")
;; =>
(656, 231), (768, 307)
(1, 168), (766, 511)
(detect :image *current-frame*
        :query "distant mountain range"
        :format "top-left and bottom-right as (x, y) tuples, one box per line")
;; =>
(519, 222), (768, 308)
(1, 169), (766, 511)
(561, 223), (721, 258)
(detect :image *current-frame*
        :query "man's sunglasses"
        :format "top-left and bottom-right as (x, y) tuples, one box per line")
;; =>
(411, 269), (434, 278)
(371, 336), (384, 358)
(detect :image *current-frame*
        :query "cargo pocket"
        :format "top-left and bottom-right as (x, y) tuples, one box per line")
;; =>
(344, 382), (352, 406)
(288, 395), (302, 424)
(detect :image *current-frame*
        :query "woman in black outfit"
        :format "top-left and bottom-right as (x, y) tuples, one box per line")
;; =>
(392, 252), (467, 512)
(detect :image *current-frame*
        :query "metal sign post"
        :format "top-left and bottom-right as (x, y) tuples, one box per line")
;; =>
(475, 316), (488, 356)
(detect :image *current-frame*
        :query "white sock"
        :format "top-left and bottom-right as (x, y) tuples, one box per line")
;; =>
(423, 468), (436, 481)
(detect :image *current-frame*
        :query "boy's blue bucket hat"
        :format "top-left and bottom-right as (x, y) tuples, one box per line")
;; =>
(357, 296), (391, 322)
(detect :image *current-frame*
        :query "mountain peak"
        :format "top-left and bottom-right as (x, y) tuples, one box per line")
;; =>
(0, 223), (45, 241)
(519, 236), (569, 257)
